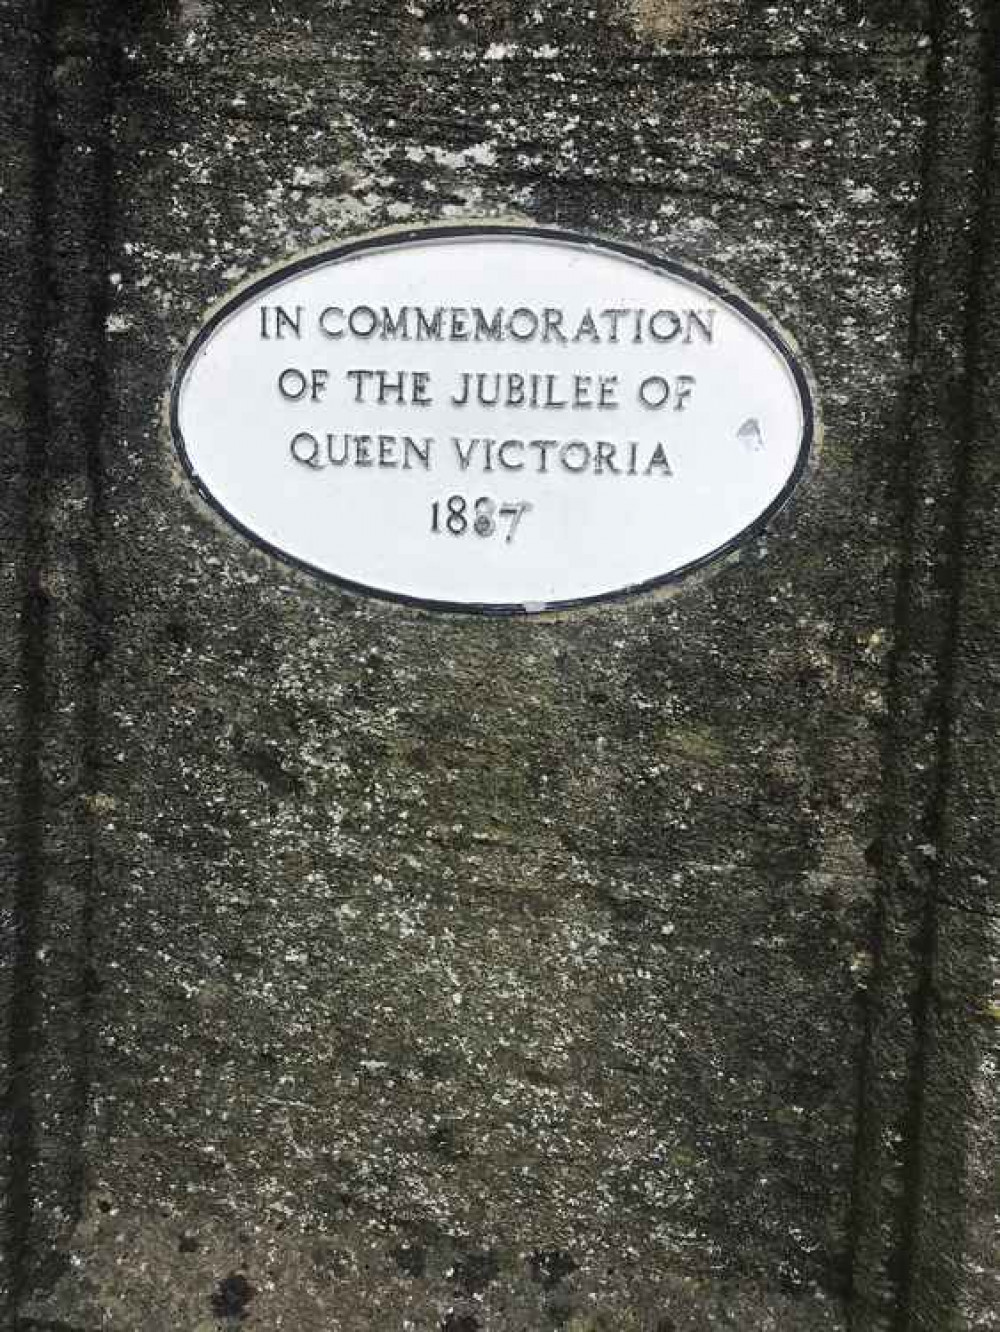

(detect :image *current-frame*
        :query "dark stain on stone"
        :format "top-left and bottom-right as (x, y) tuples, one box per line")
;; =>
(864, 837), (884, 869)
(419, 1051), (448, 1081)
(428, 1120), (468, 1159)
(163, 616), (189, 648)
(594, 883), (649, 925)
(178, 1231), (200, 1253)
(528, 1248), (577, 1289)
(233, 735), (302, 798)
(451, 1247), (500, 1295)
(545, 1284), (575, 1323)
(441, 1313), (480, 1332)
(210, 1272), (254, 1321)
(392, 1241), (426, 1278)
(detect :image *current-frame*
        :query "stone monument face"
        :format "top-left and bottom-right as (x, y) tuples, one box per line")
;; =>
(1, 2), (997, 1330)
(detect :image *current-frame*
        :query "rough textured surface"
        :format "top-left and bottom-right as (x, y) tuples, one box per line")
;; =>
(0, 0), (48, 1317)
(0, 1), (996, 1329)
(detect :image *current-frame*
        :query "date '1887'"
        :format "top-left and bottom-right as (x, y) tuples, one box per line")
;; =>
(430, 495), (533, 543)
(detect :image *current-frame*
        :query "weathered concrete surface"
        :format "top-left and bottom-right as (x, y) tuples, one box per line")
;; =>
(1, 1), (120, 1324)
(2, 10), (123, 1332)
(0, 0), (996, 1329)
(846, 3), (1000, 1328)
(0, 0), (49, 1318)
(891, 8), (1000, 1323)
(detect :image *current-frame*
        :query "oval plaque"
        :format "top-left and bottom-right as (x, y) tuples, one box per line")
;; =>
(171, 225), (814, 613)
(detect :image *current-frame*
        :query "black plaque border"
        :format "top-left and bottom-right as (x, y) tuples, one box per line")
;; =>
(169, 223), (816, 616)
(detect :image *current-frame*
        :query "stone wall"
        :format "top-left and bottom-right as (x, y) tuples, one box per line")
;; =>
(0, 1), (996, 1328)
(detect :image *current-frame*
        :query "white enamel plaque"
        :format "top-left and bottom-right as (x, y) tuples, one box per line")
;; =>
(171, 226), (814, 613)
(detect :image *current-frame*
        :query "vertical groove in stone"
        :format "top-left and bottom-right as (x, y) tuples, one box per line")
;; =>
(46, 0), (119, 1239)
(847, 1), (1000, 1328)
(894, 2), (999, 1319)
(844, 0), (947, 1317)
(900, 1), (1000, 1324)
(1, 0), (119, 1320)
(1, 1), (57, 1323)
